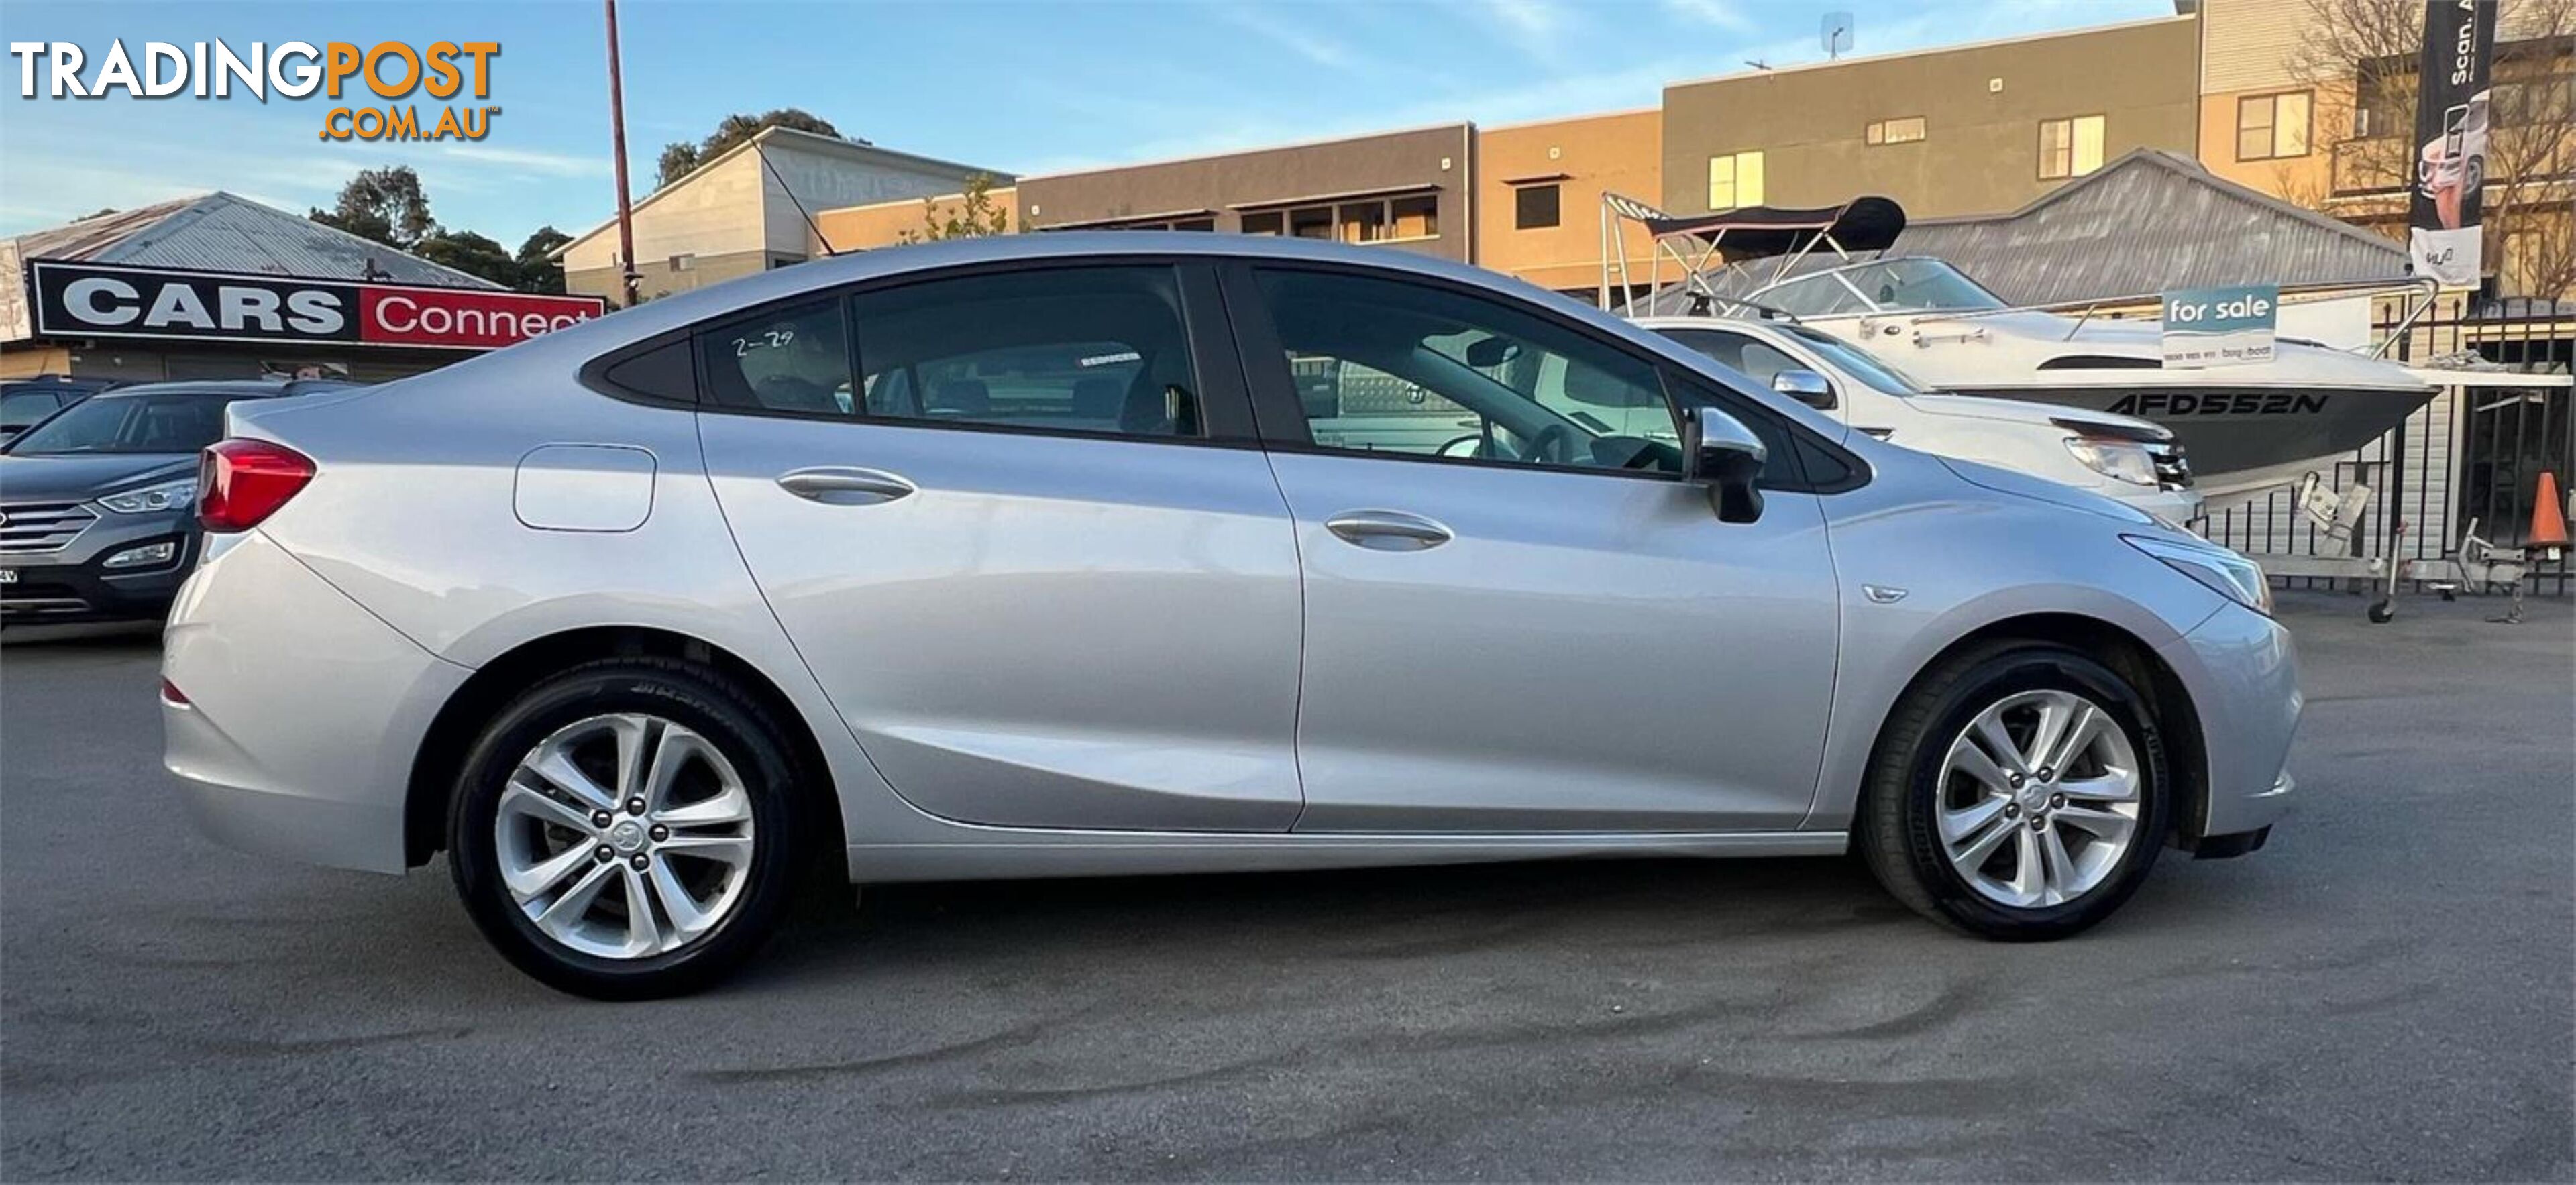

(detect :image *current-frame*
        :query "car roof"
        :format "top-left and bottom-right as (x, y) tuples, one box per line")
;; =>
(80, 378), (361, 400)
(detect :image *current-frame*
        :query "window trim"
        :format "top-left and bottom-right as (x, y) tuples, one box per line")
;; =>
(1707, 149), (1765, 211)
(580, 258), (1265, 448)
(1513, 182), (1563, 231)
(1866, 116), (1926, 146)
(1218, 258), (1860, 494)
(2235, 90), (2313, 162)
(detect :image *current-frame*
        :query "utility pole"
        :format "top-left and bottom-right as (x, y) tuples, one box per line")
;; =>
(604, 0), (639, 307)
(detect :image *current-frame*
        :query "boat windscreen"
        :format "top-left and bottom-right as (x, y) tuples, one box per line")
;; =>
(1760, 258), (2009, 315)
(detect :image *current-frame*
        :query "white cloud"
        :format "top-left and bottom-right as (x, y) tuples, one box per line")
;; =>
(1223, 5), (1362, 70)
(1662, 0), (1753, 33)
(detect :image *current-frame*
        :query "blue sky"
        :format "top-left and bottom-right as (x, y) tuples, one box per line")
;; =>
(1, 0), (2169, 247)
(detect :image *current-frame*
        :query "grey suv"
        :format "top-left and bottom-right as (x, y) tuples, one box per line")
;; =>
(0, 378), (354, 624)
(162, 235), (2300, 998)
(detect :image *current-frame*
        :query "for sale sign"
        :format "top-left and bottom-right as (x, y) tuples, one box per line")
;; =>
(2161, 284), (2278, 369)
(29, 260), (604, 350)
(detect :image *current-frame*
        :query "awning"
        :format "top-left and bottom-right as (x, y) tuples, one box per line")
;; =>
(1230, 182), (1440, 211)
(1641, 196), (1907, 258)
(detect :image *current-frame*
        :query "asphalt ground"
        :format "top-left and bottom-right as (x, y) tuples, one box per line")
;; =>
(2, 590), (2570, 1181)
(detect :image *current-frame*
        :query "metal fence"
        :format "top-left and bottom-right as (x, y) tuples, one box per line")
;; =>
(2200, 305), (2573, 596)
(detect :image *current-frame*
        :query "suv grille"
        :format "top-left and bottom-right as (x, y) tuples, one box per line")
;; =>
(0, 502), (99, 554)
(2145, 441), (2192, 491)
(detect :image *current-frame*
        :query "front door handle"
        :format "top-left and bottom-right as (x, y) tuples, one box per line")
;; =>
(1324, 509), (1453, 551)
(777, 466), (916, 506)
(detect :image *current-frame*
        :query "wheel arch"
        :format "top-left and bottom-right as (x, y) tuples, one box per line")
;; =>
(1862, 612), (2211, 846)
(402, 625), (845, 868)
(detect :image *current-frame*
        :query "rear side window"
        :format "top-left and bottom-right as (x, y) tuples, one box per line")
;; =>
(698, 300), (853, 415)
(849, 266), (1203, 438)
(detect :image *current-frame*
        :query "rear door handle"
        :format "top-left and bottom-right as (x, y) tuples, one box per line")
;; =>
(1324, 509), (1453, 551)
(777, 466), (916, 506)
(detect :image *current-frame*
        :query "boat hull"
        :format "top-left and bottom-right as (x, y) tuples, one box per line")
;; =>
(1945, 384), (2436, 499)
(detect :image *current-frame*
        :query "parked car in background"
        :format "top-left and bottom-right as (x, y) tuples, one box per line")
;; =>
(1638, 316), (2202, 524)
(0, 378), (358, 625)
(0, 375), (117, 445)
(162, 234), (2298, 999)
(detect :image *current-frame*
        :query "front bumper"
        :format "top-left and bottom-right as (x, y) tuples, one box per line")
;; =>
(2160, 603), (2301, 842)
(164, 530), (470, 874)
(0, 509), (196, 624)
(2116, 486), (2206, 529)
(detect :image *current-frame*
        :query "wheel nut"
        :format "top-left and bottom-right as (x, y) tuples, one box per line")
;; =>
(594, 845), (614, 862)
(629, 853), (649, 870)
(2050, 793), (2066, 809)
(592, 810), (614, 828)
(2037, 767), (2055, 782)
(625, 798), (647, 815)
(2004, 803), (2021, 818)
(2030, 817), (2047, 831)
(649, 824), (669, 842)
(2008, 773), (2025, 787)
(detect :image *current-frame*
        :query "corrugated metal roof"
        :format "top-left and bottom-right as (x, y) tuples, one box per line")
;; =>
(1635, 150), (2408, 313)
(6, 192), (502, 289)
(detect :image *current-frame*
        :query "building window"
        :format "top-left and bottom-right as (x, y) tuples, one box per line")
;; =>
(1514, 183), (1561, 230)
(669, 253), (696, 272)
(1866, 117), (1925, 146)
(1707, 150), (1764, 210)
(1244, 194), (1438, 244)
(2236, 92), (2311, 160)
(2039, 115), (2105, 180)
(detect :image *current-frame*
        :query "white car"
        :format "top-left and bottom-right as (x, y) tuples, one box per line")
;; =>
(1639, 316), (2202, 524)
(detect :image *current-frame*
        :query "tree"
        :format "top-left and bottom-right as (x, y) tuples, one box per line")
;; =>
(413, 229), (519, 288)
(657, 107), (853, 189)
(309, 165), (436, 251)
(514, 226), (572, 294)
(897, 174), (1013, 244)
(2285, 0), (2576, 299)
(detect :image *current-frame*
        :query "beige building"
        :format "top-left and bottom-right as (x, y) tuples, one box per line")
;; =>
(1659, 16), (2202, 221)
(554, 127), (1005, 304)
(1472, 109), (1662, 300)
(814, 187), (1018, 254)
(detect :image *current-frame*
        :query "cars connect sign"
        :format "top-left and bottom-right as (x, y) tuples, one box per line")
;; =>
(30, 260), (606, 351)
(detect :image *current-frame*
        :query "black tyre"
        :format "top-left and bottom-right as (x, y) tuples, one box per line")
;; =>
(1856, 640), (2171, 940)
(448, 657), (810, 999)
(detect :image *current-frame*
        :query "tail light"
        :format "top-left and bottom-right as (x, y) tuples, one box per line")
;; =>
(197, 439), (316, 532)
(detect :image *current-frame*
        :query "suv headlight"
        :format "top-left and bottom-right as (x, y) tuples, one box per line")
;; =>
(2063, 436), (2158, 486)
(97, 477), (197, 514)
(2125, 534), (2272, 616)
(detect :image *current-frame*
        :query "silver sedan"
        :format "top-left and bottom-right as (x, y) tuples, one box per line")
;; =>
(162, 234), (2299, 998)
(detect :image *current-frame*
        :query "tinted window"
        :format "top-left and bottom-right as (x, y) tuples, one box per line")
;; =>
(0, 390), (66, 425)
(1255, 268), (1680, 475)
(1514, 184), (1560, 229)
(1658, 328), (1801, 384)
(699, 301), (853, 414)
(850, 266), (1201, 438)
(602, 338), (699, 402)
(7, 394), (235, 455)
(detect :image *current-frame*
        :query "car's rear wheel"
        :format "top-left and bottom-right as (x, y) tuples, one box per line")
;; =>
(448, 658), (806, 999)
(1858, 640), (2171, 939)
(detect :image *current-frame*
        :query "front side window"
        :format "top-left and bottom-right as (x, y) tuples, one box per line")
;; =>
(849, 266), (1201, 438)
(1255, 268), (1680, 475)
(5, 394), (233, 455)
(2039, 115), (2106, 180)
(1657, 328), (1803, 386)
(699, 300), (854, 415)
(2237, 92), (2312, 160)
(1708, 150), (1766, 210)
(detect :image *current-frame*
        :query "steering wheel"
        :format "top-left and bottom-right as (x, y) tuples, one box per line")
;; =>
(1521, 422), (1576, 466)
(1436, 433), (1485, 458)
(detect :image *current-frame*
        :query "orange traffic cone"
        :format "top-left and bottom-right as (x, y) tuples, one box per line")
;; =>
(2530, 470), (2568, 560)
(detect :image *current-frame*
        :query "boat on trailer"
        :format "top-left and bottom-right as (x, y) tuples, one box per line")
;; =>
(1599, 192), (2440, 505)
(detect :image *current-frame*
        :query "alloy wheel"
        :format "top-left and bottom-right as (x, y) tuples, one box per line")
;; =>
(494, 713), (757, 959)
(1937, 689), (2141, 909)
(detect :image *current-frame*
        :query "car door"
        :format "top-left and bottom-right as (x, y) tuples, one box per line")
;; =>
(692, 262), (1307, 832)
(1229, 264), (1842, 834)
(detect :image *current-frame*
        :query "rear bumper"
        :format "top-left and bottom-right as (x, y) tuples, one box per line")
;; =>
(2161, 604), (2301, 841)
(162, 531), (468, 874)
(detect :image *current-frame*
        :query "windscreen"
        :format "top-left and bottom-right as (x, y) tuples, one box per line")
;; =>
(5, 394), (235, 455)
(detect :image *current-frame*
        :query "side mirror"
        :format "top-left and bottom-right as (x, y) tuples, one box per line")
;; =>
(1464, 337), (1523, 368)
(1681, 404), (1766, 524)
(1770, 369), (1835, 410)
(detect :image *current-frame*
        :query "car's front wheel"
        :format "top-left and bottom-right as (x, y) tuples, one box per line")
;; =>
(447, 658), (808, 999)
(1858, 640), (2171, 939)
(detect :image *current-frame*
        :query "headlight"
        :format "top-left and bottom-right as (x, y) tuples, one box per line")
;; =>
(2063, 436), (2158, 486)
(97, 478), (197, 514)
(2125, 534), (2273, 616)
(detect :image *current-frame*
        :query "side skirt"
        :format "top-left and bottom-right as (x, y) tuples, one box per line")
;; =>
(847, 828), (1848, 883)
